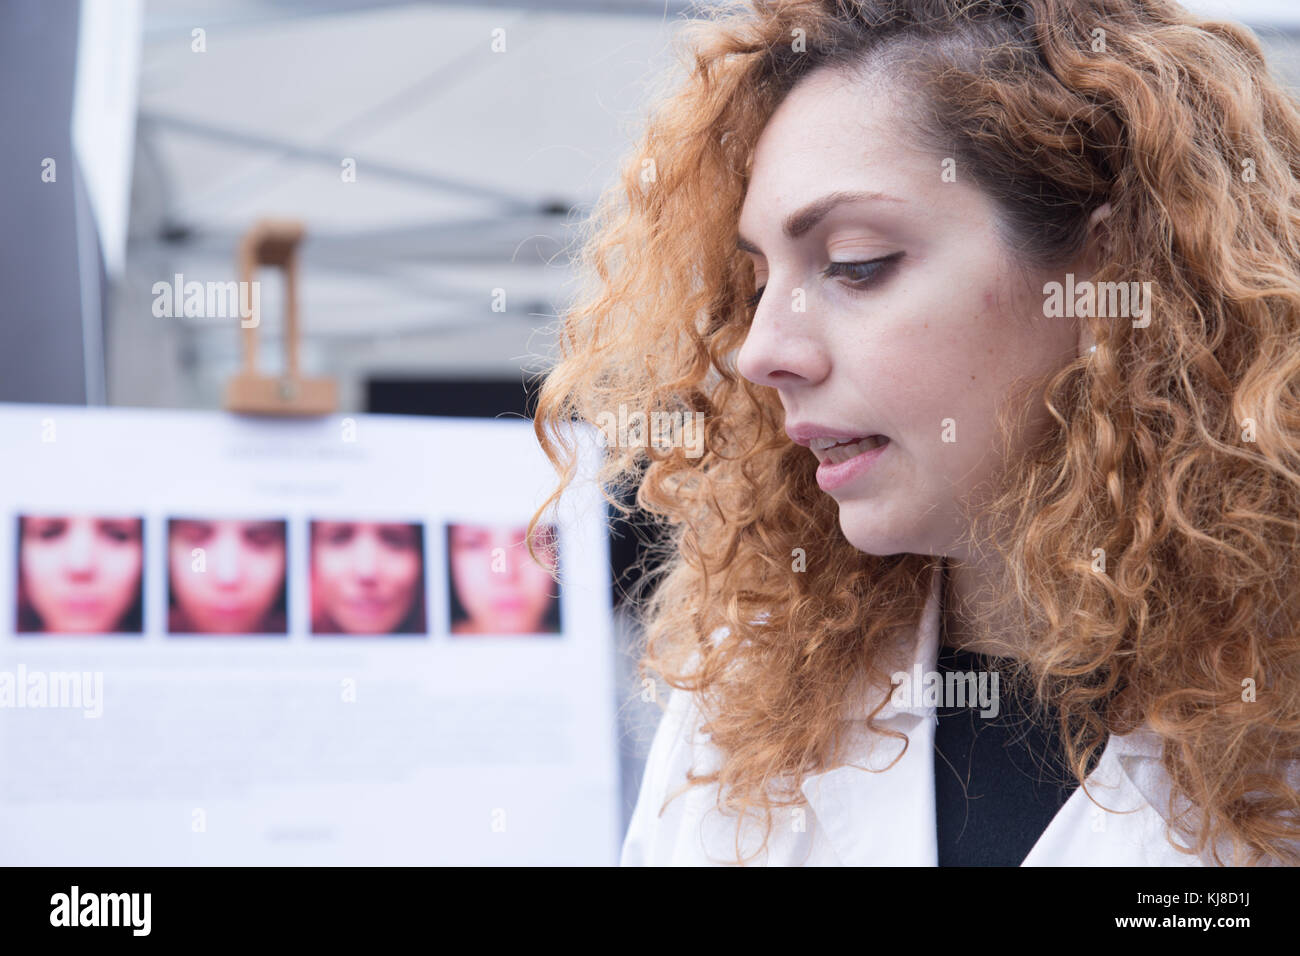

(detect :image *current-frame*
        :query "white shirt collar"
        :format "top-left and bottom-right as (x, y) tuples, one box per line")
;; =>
(835, 560), (1166, 760)
(836, 561), (946, 722)
(802, 561), (1175, 861)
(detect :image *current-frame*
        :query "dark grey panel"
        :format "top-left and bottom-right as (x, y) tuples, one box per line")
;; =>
(0, 0), (101, 405)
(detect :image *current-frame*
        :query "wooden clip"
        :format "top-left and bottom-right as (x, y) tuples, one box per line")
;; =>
(223, 218), (337, 416)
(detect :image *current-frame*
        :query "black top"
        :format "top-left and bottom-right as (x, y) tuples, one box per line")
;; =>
(932, 644), (1097, 866)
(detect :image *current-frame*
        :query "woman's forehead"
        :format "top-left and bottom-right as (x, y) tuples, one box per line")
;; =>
(740, 76), (960, 240)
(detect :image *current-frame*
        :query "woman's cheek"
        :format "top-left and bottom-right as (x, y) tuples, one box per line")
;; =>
(20, 548), (56, 611)
(23, 543), (60, 579)
(388, 553), (420, 590)
(105, 546), (143, 620)
(456, 551), (492, 591)
(316, 549), (349, 585)
(102, 545), (143, 588)
(169, 543), (198, 597)
(520, 562), (555, 600)
(248, 550), (286, 596)
(449, 557), (477, 612)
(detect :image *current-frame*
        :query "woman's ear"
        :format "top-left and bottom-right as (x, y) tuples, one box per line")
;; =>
(1081, 201), (1113, 278)
(1075, 202), (1113, 358)
(1078, 317), (1098, 358)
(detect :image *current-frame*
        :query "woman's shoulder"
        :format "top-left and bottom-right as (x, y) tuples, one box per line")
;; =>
(619, 684), (713, 866)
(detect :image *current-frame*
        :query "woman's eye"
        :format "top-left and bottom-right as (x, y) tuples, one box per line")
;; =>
(743, 252), (902, 311)
(35, 520), (67, 540)
(379, 527), (415, 549)
(176, 522), (211, 544)
(99, 521), (135, 543)
(244, 525), (279, 548)
(824, 252), (903, 288)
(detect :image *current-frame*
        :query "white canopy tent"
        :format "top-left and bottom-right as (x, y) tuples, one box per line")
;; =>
(114, 0), (692, 408)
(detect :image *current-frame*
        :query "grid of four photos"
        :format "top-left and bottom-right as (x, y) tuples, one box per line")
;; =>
(13, 514), (562, 637)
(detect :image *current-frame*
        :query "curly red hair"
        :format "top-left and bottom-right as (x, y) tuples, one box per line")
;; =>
(532, 0), (1300, 864)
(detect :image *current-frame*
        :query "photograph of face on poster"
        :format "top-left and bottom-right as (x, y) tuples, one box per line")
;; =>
(309, 520), (426, 635)
(14, 514), (145, 634)
(167, 518), (288, 635)
(446, 522), (561, 636)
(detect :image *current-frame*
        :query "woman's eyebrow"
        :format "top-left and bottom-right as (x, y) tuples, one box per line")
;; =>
(737, 189), (906, 254)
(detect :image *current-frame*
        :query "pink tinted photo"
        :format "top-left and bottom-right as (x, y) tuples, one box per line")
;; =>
(15, 515), (145, 634)
(446, 522), (561, 636)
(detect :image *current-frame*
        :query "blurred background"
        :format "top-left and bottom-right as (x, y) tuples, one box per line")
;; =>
(4, 0), (1300, 847)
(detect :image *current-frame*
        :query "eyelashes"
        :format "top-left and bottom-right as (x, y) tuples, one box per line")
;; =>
(745, 251), (904, 310)
(826, 251), (905, 287)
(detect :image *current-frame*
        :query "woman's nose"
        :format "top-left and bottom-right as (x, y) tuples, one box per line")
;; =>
(352, 534), (378, 579)
(735, 288), (830, 388)
(63, 522), (96, 574)
(212, 536), (241, 582)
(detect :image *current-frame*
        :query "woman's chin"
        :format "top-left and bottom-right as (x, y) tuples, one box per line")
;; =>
(838, 512), (907, 557)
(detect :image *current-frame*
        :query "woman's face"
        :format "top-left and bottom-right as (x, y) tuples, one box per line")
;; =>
(311, 522), (421, 633)
(20, 516), (143, 632)
(169, 519), (285, 633)
(736, 67), (1092, 560)
(448, 524), (558, 634)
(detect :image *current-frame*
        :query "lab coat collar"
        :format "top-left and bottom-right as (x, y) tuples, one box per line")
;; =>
(799, 562), (945, 864)
(835, 561), (945, 723)
(835, 562), (1172, 759)
(800, 562), (1174, 865)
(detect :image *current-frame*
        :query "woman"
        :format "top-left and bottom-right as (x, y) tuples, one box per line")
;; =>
(310, 520), (426, 635)
(15, 515), (144, 634)
(168, 518), (288, 634)
(447, 523), (562, 635)
(533, 0), (1300, 865)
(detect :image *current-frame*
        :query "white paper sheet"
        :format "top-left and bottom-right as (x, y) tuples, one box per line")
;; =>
(0, 403), (620, 864)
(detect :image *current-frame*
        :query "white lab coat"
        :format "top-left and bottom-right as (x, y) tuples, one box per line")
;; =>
(621, 564), (1219, 866)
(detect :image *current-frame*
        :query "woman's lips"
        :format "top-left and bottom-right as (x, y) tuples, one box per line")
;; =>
(816, 436), (890, 492)
(815, 435), (887, 464)
(343, 597), (392, 615)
